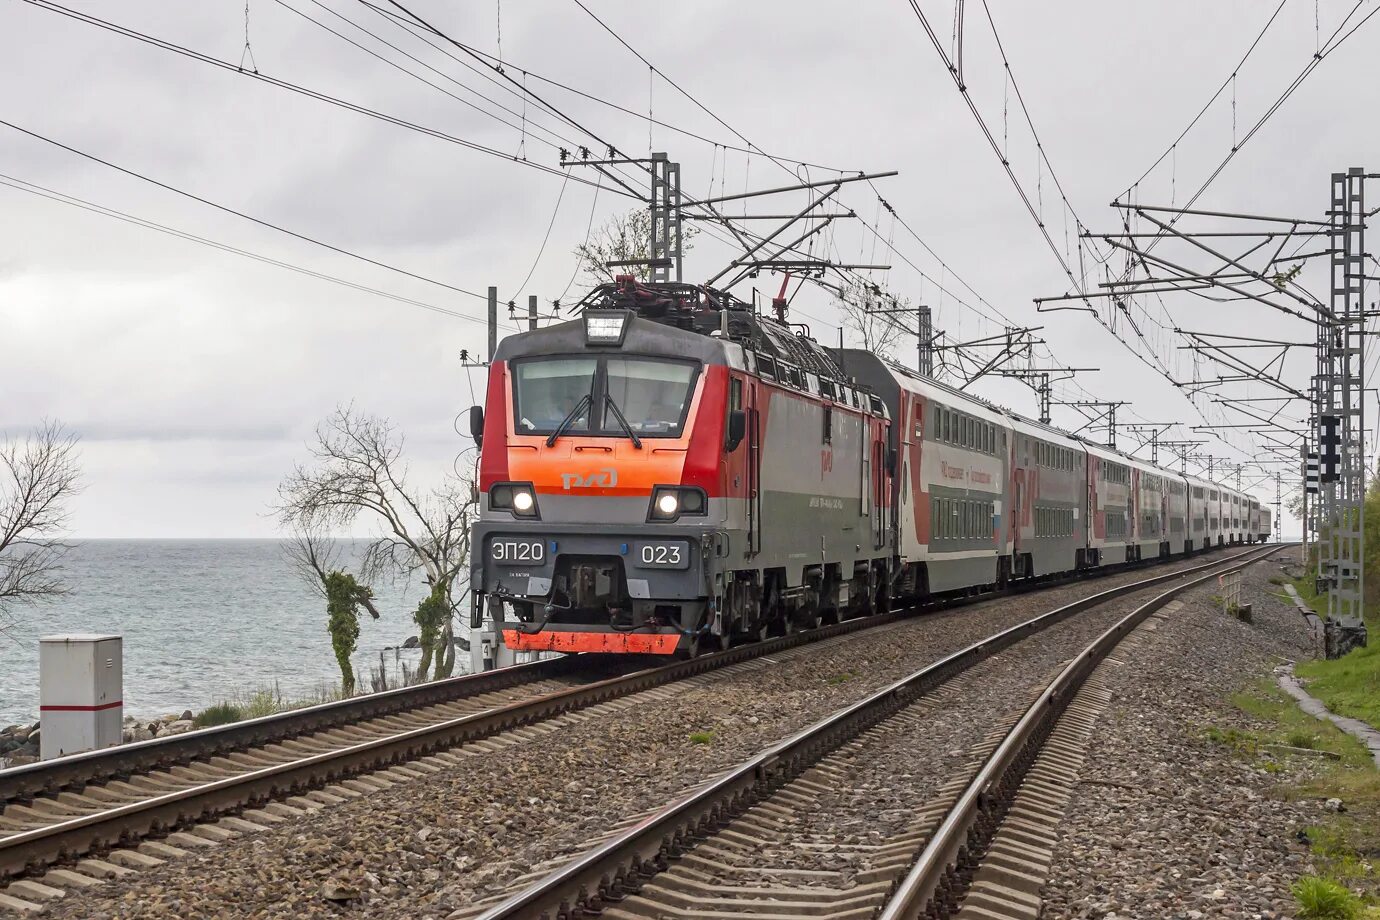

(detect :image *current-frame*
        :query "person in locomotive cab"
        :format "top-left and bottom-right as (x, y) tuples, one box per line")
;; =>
(521, 391), (586, 431)
(646, 395), (683, 432)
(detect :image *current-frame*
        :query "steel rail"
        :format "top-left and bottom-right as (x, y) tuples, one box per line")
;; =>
(0, 543), (1244, 804)
(0, 616), (882, 880)
(474, 544), (1280, 920)
(0, 652), (592, 803)
(0, 544), (1252, 883)
(877, 543), (1286, 920)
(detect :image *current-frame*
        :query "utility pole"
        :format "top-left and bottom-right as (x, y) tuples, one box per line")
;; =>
(1053, 400), (1126, 448)
(995, 367), (1096, 426)
(528, 294), (538, 331)
(487, 286), (498, 362)
(1159, 439), (1206, 474)
(1126, 423), (1173, 464)
(1275, 472), (1283, 544)
(918, 304), (933, 377)
(1302, 440), (1311, 565)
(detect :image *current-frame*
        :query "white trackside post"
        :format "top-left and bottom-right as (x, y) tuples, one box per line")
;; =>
(39, 634), (123, 760)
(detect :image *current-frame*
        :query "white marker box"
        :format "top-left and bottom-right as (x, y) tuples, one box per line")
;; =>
(39, 634), (123, 760)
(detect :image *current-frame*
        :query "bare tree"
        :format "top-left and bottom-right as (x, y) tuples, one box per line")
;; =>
(277, 407), (474, 681)
(0, 422), (81, 628)
(836, 279), (911, 358)
(573, 208), (697, 288)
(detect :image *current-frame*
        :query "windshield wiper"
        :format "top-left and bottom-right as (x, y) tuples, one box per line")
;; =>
(603, 394), (643, 449)
(545, 393), (592, 447)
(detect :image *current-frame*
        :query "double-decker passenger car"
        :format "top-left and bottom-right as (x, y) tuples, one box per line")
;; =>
(468, 279), (1268, 657)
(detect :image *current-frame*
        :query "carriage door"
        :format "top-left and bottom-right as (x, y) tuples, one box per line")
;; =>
(746, 380), (761, 557)
(872, 427), (887, 550)
(1013, 468), (1025, 556)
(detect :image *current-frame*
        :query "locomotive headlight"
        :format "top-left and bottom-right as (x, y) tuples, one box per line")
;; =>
(490, 481), (539, 518)
(583, 310), (630, 345)
(648, 486), (707, 521)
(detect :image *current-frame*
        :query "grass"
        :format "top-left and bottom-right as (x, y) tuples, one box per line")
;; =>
(1291, 575), (1332, 619)
(825, 672), (855, 685)
(1293, 876), (1363, 919)
(688, 731), (714, 744)
(1288, 728), (1320, 750)
(192, 681), (347, 729)
(1210, 681), (1380, 916)
(1281, 574), (1380, 733)
(189, 653), (428, 730)
(1297, 643), (1380, 730)
(191, 702), (244, 728)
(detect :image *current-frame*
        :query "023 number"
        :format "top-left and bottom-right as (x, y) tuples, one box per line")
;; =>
(639, 544), (682, 566)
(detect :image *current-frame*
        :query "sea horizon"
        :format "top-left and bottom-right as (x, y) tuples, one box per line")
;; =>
(0, 538), (443, 727)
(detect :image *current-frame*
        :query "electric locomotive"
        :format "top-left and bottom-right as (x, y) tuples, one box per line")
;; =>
(468, 278), (895, 657)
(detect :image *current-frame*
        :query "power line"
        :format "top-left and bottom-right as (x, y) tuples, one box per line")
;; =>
(511, 168), (572, 300)
(279, 0), (574, 157)
(359, 0), (848, 173)
(0, 172), (488, 325)
(20, 0), (622, 198)
(0, 117), (489, 303)
(1122, 0), (1290, 196)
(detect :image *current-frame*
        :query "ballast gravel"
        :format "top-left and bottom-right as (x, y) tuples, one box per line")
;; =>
(33, 551), (1265, 919)
(1040, 557), (1327, 920)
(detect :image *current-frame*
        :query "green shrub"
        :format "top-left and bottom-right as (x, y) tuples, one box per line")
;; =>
(192, 702), (244, 728)
(688, 731), (714, 744)
(1293, 876), (1361, 919)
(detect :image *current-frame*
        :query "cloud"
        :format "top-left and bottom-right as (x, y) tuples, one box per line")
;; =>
(2, 0), (1371, 536)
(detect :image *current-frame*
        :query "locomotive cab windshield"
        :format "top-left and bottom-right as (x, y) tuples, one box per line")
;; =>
(512, 355), (699, 439)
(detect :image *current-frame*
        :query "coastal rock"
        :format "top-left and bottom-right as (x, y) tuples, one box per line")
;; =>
(402, 636), (420, 649)
(160, 714), (180, 723)
(27, 727), (39, 748)
(164, 720), (195, 736)
(180, 710), (194, 721)
(123, 725), (154, 744)
(7, 753), (37, 766)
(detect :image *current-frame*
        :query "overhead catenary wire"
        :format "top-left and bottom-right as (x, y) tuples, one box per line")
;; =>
(19, 0), (626, 198)
(511, 168), (572, 302)
(0, 117), (490, 303)
(901, 0), (1259, 453)
(0, 172), (489, 325)
(1121, 0), (1290, 197)
(356, 0), (850, 174)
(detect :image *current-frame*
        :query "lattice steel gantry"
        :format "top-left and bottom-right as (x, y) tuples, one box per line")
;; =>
(649, 152), (683, 283)
(1317, 168), (1369, 634)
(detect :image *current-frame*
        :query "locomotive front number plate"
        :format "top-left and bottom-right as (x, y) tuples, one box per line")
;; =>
(490, 539), (545, 564)
(633, 541), (691, 569)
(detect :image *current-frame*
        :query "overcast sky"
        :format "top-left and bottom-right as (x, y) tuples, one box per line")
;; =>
(3, 0), (1375, 537)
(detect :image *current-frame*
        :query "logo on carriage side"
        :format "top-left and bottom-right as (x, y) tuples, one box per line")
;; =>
(560, 468), (618, 490)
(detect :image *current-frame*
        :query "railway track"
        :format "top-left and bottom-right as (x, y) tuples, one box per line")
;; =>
(0, 544), (1257, 912)
(470, 543), (1282, 920)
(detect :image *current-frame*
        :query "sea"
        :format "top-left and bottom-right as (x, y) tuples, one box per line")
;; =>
(0, 540), (446, 727)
